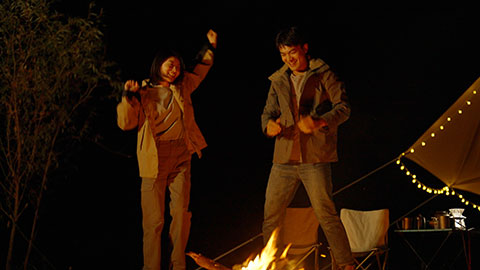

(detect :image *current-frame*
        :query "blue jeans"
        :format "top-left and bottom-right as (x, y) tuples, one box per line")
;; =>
(262, 163), (354, 266)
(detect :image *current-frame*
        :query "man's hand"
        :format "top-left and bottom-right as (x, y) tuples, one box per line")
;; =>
(124, 80), (139, 92)
(298, 115), (327, 134)
(207, 29), (217, 49)
(266, 118), (282, 137)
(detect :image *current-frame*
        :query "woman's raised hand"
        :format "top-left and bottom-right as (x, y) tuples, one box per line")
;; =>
(207, 29), (217, 49)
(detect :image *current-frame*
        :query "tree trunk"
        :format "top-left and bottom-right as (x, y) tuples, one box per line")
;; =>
(6, 92), (23, 270)
(6, 176), (21, 270)
(23, 127), (60, 270)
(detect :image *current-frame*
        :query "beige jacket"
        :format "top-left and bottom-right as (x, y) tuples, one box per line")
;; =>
(117, 49), (214, 178)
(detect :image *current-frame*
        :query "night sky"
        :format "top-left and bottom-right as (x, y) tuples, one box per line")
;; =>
(33, 1), (480, 269)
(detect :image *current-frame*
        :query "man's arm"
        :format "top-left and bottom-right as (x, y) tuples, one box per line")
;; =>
(298, 70), (350, 134)
(317, 70), (350, 127)
(261, 84), (282, 137)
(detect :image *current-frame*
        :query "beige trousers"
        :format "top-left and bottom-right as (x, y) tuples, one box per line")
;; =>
(141, 140), (192, 270)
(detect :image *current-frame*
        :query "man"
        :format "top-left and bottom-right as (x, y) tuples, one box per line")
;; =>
(117, 29), (217, 270)
(261, 26), (355, 270)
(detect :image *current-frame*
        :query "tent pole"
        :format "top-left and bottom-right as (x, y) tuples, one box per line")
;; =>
(333, 157), (398, 196)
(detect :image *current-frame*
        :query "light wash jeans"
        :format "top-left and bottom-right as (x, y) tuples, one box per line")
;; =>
(262, 163), (354, 266)
(141, 140), (192, 270)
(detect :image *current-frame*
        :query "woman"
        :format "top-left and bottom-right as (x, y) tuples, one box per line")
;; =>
(117, 29), (217, 270)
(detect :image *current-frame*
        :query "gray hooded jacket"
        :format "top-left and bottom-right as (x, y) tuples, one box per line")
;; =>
(261, 58), (350, 164)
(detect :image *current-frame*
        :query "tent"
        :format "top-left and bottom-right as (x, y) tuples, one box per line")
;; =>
(399, 76), (480, 207)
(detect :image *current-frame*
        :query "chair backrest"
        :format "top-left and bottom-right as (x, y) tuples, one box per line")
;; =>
(283, 207), (320, 255)
(340, 208), (389, 253)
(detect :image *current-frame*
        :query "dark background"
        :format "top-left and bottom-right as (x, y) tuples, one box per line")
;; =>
(32, 1), (480, 269)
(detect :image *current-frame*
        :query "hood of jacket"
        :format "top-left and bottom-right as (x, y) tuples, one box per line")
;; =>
(268, 58), (330, 82)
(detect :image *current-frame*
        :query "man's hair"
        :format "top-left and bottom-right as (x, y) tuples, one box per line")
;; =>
(149, 47), (185, 85)
(275, 26), (308, 49)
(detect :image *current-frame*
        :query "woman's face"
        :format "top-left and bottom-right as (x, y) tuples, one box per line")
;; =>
(160, 56), (181, 84)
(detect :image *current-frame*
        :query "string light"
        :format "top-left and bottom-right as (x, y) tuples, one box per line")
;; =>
(396, 158), (480, 211)
(397, 87), (480, 212)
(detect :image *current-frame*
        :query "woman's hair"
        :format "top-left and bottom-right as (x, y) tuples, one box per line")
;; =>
(149, 48), (185, 85)
(275, 26), (308, 49)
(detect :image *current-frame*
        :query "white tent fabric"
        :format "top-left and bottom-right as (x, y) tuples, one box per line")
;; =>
(404, 77), (480, 195)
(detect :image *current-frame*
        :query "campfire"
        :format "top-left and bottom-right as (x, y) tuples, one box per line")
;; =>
(187, 229), (304, 270)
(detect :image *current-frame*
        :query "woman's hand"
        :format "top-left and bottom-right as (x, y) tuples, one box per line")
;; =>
(207, 29), (218, 49)
(124, 80), (139, 92)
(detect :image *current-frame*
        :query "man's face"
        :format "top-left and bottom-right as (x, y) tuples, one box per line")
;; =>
(160, 56), (181, 83)
(279, 44), (309, 74)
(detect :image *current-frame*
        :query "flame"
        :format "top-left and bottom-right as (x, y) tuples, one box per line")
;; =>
(238, 229), (299, 270)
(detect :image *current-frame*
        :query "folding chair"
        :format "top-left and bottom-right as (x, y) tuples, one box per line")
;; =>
(331, 208), (389, 270)
(283, 207), (322, 270)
